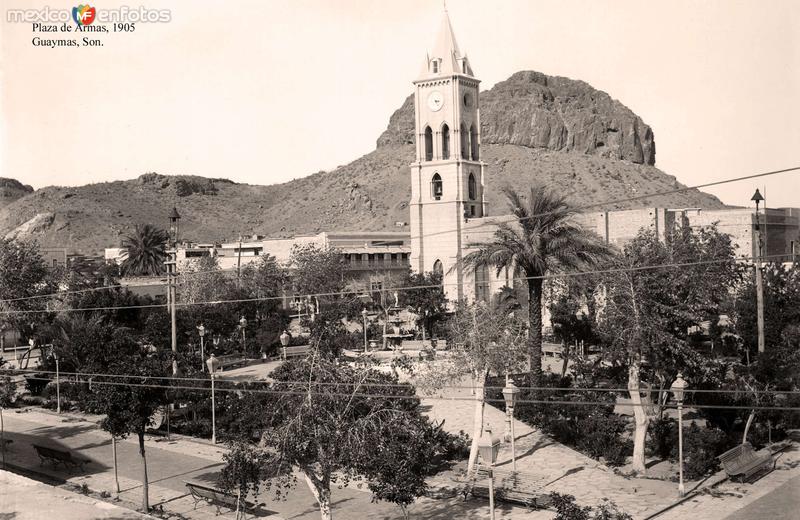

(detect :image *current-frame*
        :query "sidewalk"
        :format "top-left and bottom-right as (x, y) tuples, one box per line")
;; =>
(1, 469), (154, 519)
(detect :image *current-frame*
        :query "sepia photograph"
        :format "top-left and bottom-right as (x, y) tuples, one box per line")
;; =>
(1, 1), (799, 518)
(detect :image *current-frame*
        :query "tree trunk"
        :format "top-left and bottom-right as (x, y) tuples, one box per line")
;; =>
(560, 342), (570, 378)
(138, 430), (149, 512)
(742, 410), (756, 445)
(628, 361), (649, 474)
(528, 278), (543, 386)
(467, 368), (488, 473)
(302, 470), (332, 520)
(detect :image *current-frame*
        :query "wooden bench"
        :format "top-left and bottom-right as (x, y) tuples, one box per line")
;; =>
(32, 444), (90, 472)
(217, 354), (248, 371)
(281, 345), (310, 359)
(718, 442), (774, 482)
(184, 480), (263, 518)
(469, 466), (552, 509)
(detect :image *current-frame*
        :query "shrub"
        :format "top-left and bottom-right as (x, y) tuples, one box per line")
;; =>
(675, 423), (729, 480)
(549, 493), (632, 520)
(647, 417), (677, 459)
(575, 414), (630, 466)
(24, 374), (51, 395)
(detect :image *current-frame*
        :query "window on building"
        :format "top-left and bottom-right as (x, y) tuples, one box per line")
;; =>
(470, 205), (476, 217)
(371, 281), (383, 292)
(432, 259), (443, 278)
(474, 264), (490, 302)
(431, 60), (439, 73)
(460, 124), (469, 159)
(470, 125), (479, 160)
(424, 126), (433, 161)
(441, 123), (450, 159)
(468, 173), (476, 200)
(431, 173), (443, 200)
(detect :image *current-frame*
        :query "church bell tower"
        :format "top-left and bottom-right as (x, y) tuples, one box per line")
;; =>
(409, 9), (486, 302)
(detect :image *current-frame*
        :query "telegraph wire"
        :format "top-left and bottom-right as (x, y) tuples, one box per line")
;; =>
(6, 368), (800, 396)
(0, 252), (788, 316)
(2, 370), (798, 412)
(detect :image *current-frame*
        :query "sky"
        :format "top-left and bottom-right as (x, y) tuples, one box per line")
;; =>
(2, 0), (799, 208)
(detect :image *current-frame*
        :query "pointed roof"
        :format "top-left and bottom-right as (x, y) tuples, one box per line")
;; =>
(417, 10), (474, 80)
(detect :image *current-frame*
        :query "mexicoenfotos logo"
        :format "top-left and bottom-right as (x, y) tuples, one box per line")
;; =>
(72, 5), (96, 25)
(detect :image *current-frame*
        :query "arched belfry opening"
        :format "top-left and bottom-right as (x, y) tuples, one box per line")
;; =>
(460, 124), (469, 159)
(424, 126), (433, 161)
(431, 173), (443, 200)
(470, 125), (479, 160)
(441, 123), (450, 160)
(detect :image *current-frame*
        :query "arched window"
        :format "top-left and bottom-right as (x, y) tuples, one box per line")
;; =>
(431, 173), (443, 200)
(460, 124), (469, 159)
(470, 125), (479, 160)
(432, 259), (443, 278)
(441, 124), (450, 160)
(424, 126), (433, 161)
(468, 173), (476, 200)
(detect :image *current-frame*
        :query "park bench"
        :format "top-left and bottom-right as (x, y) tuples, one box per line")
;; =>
(184, 480), (263, 518)
(32, 444), (90, 472)
(717, 442), (774, 482)
(217, 354), (248, 371)
(469, 466), (553, 509)
(281, 345), (310, 359)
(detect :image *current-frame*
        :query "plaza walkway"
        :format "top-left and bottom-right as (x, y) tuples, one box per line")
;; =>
(417, 375), (800, 519)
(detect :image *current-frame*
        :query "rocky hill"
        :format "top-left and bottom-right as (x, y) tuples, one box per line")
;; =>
(0, 71), (725, 254)
(0, 178), (34, 210)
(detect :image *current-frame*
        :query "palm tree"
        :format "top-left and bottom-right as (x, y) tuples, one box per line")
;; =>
(120, 224), (169, 276)
(461, 185), (614, 385)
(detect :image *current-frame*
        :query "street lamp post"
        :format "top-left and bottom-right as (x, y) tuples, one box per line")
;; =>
(168, 207), (181, 376)
(53, 350), (60, 414)
(361, 308), (369, 353)
(477, 428), (501, 520)
(197, 324), (206, 372)
(751, 189), (766, 354)
(280, 330), (290, 360)
(502, 379), (520, 472)
(206, 354), (221, 444)
(239, 316), (247, 354)
(670, 373), (689, 497)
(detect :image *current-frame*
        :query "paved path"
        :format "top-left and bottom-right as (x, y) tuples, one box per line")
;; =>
(1, 407), (549, 519)
(722, 475), (800, 520)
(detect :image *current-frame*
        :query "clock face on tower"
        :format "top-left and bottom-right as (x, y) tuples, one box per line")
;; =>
(427, 91), (444, 112)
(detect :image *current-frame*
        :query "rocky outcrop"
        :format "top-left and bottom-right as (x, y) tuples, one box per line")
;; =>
(5, 212), (54, 240)
(0, 178), (34, 208)
(377, 70), (656, 165)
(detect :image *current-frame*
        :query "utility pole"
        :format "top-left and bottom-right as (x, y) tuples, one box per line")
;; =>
(236, 235), (243, 287)
(169, 207), (181, 374)
(751, 190), (765, 354)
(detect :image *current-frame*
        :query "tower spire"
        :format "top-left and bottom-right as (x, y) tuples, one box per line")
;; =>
(418, 8), (473, 79)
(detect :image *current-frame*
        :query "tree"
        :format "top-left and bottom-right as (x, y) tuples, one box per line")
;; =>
(86, 338), (169, 512)
(0, 237), (57, 343)
(461, 185), (613, 385)
(418, 302), (528, 472)
(218, 441), (273, 519)
(119, 224), (169, 276)
(402, 270), (448, 338)
(289, 244), (346, 301)
(227, 356), (437, 520)
(597, 226), (741, 473)
(733, 264), (800, 358)
(549, 287), (596, 377)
